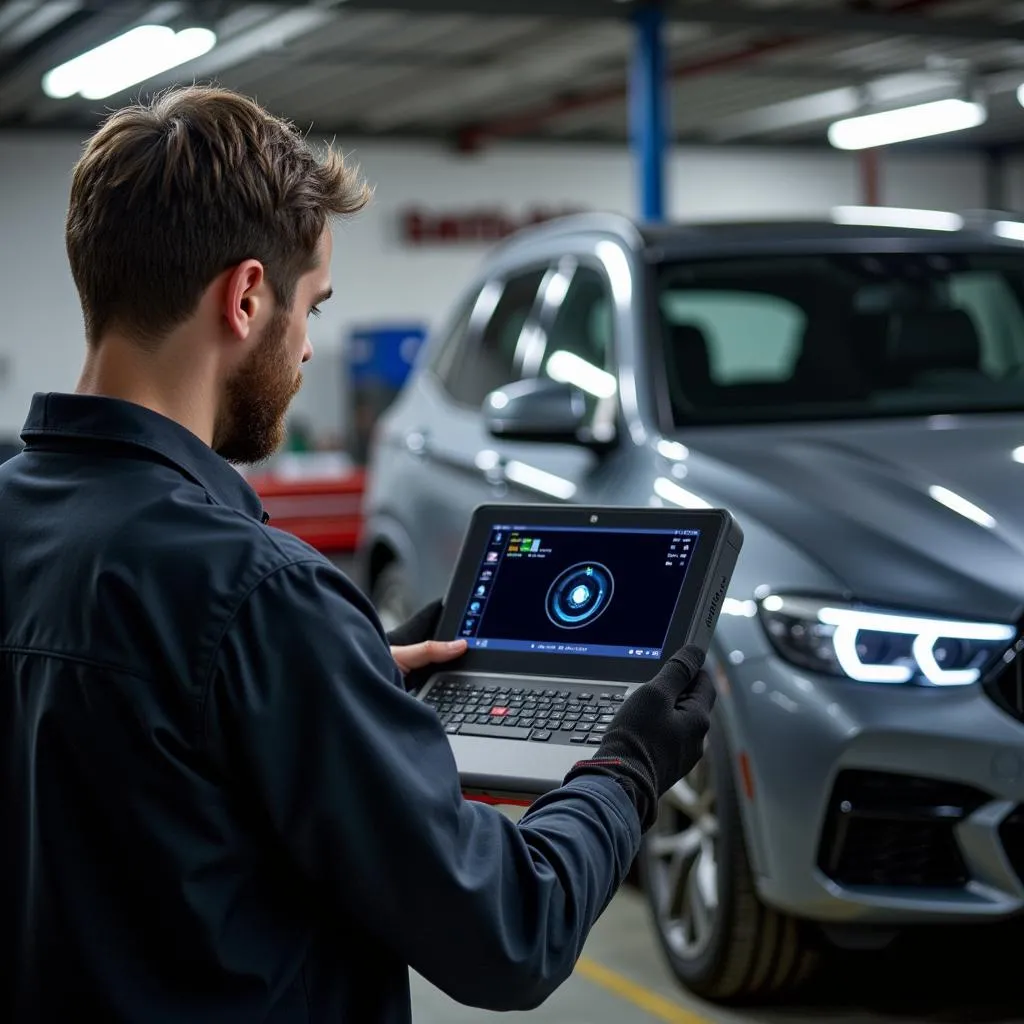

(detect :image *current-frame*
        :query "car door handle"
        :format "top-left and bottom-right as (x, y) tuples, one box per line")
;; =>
(475, 450), (509, 491)
(474, 449), (506, 482)
(405, 430), (431, 457)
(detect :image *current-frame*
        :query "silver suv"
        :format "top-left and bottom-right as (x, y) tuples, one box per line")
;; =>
(359, 211), (1024, 1001)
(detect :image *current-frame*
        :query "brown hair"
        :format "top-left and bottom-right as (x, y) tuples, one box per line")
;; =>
(66, 85), (370, 346)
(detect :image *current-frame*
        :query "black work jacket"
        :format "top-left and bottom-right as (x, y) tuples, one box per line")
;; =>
(0, 393), (640, 1023)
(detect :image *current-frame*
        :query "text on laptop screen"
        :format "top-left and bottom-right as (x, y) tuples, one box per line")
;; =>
(457, 524), (700, 660)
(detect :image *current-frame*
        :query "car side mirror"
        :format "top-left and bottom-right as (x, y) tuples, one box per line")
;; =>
(483, 379), (589, 444)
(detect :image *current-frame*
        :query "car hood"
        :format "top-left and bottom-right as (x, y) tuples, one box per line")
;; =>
(675, 414), (1024, 623)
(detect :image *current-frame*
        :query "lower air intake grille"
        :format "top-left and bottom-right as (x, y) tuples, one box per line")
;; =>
(817, 770), (988, 888)
(999, 807), (1024, 885)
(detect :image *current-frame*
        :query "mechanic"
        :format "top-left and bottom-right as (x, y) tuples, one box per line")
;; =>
(0, 85), (715, 1024)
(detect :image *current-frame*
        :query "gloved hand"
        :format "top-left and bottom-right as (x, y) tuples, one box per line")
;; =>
(563, 645), (716, 832)
(386, 600), (465, 692)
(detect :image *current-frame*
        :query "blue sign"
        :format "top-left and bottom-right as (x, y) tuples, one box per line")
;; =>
(346, 323), (427, 390)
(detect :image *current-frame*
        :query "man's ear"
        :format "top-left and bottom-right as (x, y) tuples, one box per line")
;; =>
(222, 259), (266, 340)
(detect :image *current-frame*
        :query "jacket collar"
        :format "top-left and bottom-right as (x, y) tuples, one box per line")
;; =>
(21, 392), (267, 523)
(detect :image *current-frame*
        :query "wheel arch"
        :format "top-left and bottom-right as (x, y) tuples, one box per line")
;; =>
(357, 512), (419, 593)
(704, 644), (772, 885)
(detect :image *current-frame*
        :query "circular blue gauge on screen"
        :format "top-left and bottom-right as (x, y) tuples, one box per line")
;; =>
(545, 562), (614, 630)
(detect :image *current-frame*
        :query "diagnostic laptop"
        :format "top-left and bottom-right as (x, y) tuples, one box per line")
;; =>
(418, 504), (743, 800)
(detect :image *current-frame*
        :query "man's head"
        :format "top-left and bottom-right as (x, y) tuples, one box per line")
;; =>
(66, 85), (369, 463)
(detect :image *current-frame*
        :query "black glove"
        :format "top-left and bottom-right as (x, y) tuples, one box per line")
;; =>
(385, 599), (443, 647)
(385, 599), (444, 692)
(563, 645), (716, 832)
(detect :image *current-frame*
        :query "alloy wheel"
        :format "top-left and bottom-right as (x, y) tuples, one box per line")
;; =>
(372, 566), (411, 636)
(376, 593), (406, 635)
(646, 753), (719, 960)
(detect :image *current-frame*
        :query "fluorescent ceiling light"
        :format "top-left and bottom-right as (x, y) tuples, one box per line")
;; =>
(827, 98), (985, 150)
(709, 71), (961, 143)
(832, 206), (964, 232)
(995, 221), (1024, 242)
(1012, 445), (1024, 463)
(43, 24), (216, 101)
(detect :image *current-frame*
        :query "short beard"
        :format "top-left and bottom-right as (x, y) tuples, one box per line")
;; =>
(213, 308), (301, 465)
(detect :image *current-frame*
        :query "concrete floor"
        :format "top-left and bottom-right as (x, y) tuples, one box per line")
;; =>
(410, 886), (1024, 1024)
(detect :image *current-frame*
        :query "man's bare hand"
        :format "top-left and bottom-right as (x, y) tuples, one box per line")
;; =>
(391, 638), (467, 677)
(384, 599), (466, 690)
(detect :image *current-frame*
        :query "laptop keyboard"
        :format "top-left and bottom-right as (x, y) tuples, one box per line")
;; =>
(424, 675), (627, 746)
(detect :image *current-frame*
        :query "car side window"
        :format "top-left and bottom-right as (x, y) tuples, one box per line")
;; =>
(443, 269), (546, 407)
(429, 291), (478, 387)
(540, 264), (616, 407)
(660, 290), (805, 384)
(946, 272), (1024, 376)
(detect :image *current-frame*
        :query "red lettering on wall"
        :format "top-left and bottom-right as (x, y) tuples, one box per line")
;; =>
(398, 206), (586, 245)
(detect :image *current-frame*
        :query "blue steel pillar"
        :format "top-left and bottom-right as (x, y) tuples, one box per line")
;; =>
(630, 2), (669, 222)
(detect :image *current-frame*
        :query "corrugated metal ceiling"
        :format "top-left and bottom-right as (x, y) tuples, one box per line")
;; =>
(0, 0), (1020, 149)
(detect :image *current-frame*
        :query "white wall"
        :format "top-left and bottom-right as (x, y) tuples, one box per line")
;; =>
(0, 130), (1003, 437)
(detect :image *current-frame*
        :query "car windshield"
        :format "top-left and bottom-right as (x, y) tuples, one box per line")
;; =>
(656, 250), (1024, 425)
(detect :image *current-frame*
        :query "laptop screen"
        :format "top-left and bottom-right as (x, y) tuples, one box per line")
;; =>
(456, 523), (700, 661)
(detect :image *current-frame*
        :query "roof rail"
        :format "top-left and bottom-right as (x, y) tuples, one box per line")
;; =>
(489, 210), (646, 255)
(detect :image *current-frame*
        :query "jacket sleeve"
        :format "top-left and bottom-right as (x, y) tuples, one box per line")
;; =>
(203, 557), (641, 1011)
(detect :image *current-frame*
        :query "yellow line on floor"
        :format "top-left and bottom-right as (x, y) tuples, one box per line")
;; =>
(575, 956), (713, 1024)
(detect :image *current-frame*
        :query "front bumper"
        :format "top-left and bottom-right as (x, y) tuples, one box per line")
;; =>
(728, 654), (1024, 925)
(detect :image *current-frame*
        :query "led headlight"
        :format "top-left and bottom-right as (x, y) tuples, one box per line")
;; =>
(758, 595), (1015, 686)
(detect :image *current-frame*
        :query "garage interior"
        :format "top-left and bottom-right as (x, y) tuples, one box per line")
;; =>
(3, 1), (1024, 1022)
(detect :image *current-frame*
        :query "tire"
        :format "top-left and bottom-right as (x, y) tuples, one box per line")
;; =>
(370, 561), (412, 635)
(639, 716), (819, 1002)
